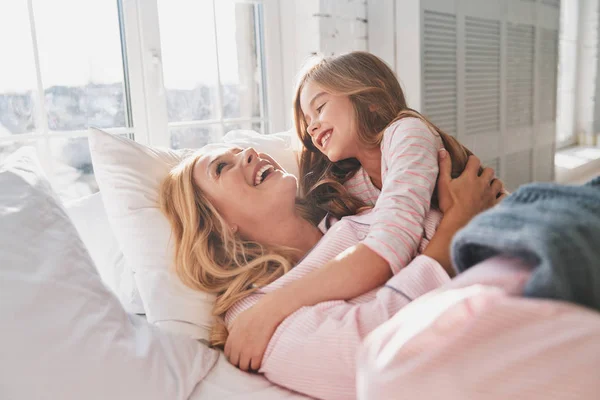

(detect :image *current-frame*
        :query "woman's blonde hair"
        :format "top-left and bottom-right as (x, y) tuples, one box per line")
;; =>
(159, 153), (308, 347)
(293, 51), (476, 223)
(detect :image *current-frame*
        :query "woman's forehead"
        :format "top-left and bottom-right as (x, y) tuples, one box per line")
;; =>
(200, 143), (243, 156)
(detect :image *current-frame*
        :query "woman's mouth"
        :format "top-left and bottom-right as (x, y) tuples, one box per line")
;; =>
(254, 164), (275, 186)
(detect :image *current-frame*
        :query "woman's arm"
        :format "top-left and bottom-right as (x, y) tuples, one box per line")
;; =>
(423, 152), (505, 275)
(224, 242), (392, 372)
(247, 243), (390, 316)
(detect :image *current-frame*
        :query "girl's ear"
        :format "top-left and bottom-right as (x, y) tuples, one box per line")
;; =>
(230, 224), (238, 233)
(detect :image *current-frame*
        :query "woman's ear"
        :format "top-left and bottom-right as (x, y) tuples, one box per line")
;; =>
(230, 224), (238, 234)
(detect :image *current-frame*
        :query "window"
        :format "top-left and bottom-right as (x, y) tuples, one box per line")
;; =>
(0, 0), (130, 200)
(156, 0), (268, 149)
(0, 0), (283, 201)
(556, 1), (579, 148)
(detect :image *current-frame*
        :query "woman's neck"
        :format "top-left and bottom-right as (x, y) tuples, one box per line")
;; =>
(277, 214), (323, 260)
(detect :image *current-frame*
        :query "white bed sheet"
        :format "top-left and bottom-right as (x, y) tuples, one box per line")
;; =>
(190, 353), (312, 400)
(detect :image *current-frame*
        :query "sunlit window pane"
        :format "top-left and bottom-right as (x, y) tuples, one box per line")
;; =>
(170, 125), (223, 149)
(215, 0), (263, 120)
(158, 0), (220, 122)
(223, 121), (264, 134)
(158, 0), (265, 124)
(252, 121), (264, 133)
(0, 137), (99, 202)
(0, 140), (36, 164)
(50, 134), (130, 201)
(32, 0), (127, 131)
(0, 0), (38, 135)
(50, 137), (98, 200)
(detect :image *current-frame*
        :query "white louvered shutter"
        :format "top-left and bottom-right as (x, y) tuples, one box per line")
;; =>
(423, 10), (458, 136)
(419, 0), (559, 191)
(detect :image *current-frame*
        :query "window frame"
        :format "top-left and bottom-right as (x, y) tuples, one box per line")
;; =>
(120, 0), (286, 147)
(0, 0), (138, 180)
(1, 0), (285, 174)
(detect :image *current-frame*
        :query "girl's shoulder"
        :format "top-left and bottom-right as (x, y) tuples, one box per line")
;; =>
(382, 117), (435, 149)
(384, 117), (430, 136)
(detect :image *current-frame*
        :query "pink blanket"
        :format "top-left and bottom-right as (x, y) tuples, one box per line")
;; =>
(358, 257), (600, 399)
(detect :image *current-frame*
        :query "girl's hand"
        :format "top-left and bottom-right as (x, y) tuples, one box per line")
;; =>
(437, 150), (506, 224)
(224, 298), (284, 372)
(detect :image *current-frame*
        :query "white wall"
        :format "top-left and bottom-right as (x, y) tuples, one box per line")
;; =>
(278, 0), (368, 129)
(556, 0), (580, 147)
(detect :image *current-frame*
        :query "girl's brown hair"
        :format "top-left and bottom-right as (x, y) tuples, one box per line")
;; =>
(293, 51), (475, 224)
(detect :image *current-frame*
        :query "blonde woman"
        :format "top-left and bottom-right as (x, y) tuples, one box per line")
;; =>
(160, 144), (503, 399)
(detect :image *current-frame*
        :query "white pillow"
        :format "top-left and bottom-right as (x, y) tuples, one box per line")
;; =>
(0, 147), (218, 400)
(88, 128), (299, 340)
(65, 192), (136, 310)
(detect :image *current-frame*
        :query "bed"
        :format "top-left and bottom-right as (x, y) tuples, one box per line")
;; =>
(3, 133), (599, 400)
(0, 148), (311, 400)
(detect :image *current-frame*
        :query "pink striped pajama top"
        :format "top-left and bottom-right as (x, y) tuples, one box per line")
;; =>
(225, 118), (445, 399)
(226, 208), (446, 400)
(223, 119), (600, 399)
(347, 117), (443, 274)
(226, 216), (600, 400)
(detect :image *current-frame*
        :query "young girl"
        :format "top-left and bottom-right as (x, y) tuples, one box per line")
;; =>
(225, 51), (482, 369)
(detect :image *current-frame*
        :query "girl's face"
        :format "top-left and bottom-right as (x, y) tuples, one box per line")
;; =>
(300, 80), (361, 162)
(192, 146), (298, 243)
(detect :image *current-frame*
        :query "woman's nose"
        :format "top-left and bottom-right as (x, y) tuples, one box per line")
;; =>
(242, 147), (258, 165)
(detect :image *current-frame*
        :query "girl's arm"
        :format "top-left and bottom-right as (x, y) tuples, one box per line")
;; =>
(362, 118), (441, 274)
(235, 119), (443, 324)
(260, 119), (445, 318)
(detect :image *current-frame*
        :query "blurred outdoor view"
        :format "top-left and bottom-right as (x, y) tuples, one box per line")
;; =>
(0, 0), (264, 201)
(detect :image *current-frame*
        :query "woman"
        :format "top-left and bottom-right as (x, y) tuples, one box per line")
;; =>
(160, 144), (503, 399)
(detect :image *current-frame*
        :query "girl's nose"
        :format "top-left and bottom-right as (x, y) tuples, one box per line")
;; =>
(307, 120), (321, 136)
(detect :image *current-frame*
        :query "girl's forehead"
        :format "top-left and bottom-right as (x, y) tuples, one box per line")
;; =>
(300, 81), (328, 108)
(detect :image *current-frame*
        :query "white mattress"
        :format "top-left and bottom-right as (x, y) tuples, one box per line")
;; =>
(190, 353), (312, 400)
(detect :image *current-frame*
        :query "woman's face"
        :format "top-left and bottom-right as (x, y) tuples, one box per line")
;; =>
(300, 80), (360, 162)
(192, 146), (298, 242)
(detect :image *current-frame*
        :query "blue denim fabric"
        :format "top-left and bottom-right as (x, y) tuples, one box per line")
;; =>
(451, 176), (600, 310)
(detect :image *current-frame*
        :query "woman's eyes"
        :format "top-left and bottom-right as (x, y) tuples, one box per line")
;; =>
(317, 103), (325, 113)
(215, 161), (227, 175)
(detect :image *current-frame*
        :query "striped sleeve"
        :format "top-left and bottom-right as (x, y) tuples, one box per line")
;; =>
(259, 255), (449, 400)
(362, 118), (442, 274)
(225, 219), (450, 399)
